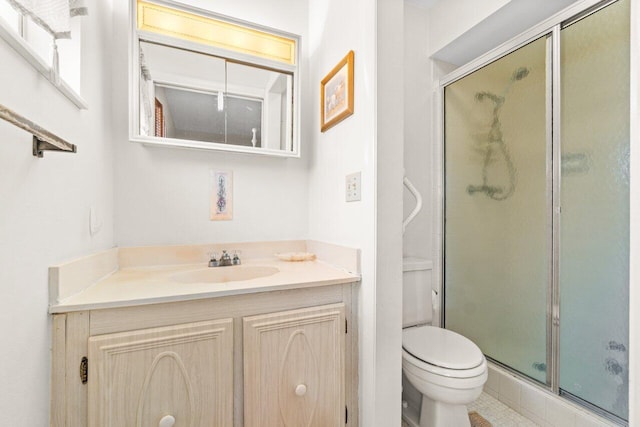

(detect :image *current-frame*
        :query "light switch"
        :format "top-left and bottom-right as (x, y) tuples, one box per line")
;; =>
(346, 172), (361, 202)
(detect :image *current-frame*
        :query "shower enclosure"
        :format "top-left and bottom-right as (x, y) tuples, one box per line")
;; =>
(442, 0), (629, 423)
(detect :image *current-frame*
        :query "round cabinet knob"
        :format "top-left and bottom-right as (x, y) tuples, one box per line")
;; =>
(295, 384), (307, 396)
(159, 415), (176, 427)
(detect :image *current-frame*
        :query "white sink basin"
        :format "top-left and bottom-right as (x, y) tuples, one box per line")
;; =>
(171, 266), (279, 284)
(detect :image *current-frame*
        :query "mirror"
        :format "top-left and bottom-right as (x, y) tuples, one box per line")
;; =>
(138, 41), (294, 153)
(131, 1), (299, 156)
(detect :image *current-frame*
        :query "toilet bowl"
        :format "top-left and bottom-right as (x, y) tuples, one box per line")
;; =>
(402, 325), (487, 427)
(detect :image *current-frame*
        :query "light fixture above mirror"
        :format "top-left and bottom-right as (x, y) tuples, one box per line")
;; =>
(130, 0), (300, 157)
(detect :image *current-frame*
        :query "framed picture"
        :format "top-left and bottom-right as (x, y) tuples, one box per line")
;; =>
(210, 170), (233, 220)
(321, 50), (354, 132)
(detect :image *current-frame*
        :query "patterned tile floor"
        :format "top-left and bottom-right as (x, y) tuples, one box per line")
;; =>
(402, 392), (539, 427)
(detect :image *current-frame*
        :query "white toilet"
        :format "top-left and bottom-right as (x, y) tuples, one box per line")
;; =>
(402, 257), (487, 427)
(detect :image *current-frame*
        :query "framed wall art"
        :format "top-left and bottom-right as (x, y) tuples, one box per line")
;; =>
(321, 50), (354, 132)
(210, 170), (233, 220)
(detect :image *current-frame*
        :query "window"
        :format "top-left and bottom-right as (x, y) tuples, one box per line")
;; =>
(0, 0), (85, 108)
(0, 1), (18, 33)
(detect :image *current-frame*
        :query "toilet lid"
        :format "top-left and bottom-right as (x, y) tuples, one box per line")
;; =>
(402, 326), (484, 370)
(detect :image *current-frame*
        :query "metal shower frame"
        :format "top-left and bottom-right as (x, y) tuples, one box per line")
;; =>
(434, 0), (625, 424)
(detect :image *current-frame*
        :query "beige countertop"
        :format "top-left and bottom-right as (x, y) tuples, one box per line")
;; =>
(49, 255), (360, 313)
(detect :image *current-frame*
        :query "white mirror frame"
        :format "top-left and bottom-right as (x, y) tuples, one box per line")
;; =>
(128, 0), (301, 157)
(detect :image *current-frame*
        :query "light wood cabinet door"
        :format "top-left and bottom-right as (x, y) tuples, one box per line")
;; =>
(243, 303), (345, 427)
(88, 318), (233, 427)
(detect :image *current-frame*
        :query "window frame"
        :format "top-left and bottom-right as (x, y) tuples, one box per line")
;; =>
(0, 1), (87, 109)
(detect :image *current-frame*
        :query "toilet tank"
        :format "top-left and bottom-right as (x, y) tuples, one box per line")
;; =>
(403, 257), (434, 327)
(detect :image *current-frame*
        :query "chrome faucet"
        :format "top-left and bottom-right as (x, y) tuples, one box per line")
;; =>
(209, 250), (240, 267)
(219, 250), (232, 266)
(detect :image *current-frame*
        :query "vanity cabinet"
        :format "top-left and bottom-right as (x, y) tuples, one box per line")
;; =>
(51, 283), (358, 427)
(87, 319), (233, 427)
(243, 304), (345, 427)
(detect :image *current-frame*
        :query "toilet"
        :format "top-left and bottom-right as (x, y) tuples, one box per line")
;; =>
(402, 257), (487, 427)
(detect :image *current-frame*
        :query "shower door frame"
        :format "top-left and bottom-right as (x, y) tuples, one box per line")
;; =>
(434, 0), (626, 423)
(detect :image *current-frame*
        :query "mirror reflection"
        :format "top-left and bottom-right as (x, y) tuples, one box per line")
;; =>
(138, 41), (293, 151)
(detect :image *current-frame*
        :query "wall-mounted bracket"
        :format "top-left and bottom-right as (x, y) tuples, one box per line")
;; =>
(0, 103), (77, 158)
(32, 136), (77, 158)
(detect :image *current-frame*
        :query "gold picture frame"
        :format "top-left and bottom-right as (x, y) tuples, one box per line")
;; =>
(321, 50), (354, 132)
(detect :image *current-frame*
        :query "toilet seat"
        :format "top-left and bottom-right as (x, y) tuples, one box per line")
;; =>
(402, 326), (486, 379)
(402, 348), (487, 381)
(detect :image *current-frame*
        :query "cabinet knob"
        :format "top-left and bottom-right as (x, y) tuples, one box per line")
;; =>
(159, 415), (176, 427)
(295, 384), (307, 396)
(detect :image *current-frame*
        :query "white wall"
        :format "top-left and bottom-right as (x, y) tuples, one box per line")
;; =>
(375, 0), (405, 424)
(306, 0), (377, 422)
(112, 0), (311, 247)
(428, 0), (510, 55)
(0, 1), (115, 424)
(403, 3), (432, 259)
(308, 0), (404, 423)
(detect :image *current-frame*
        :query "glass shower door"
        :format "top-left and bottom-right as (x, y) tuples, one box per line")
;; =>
(559, 0), (629, 420)
(444, 36), (549, 383)
(443, 0), (630, 421)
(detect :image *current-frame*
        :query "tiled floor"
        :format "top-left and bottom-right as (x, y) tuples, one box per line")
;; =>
(402, 392), (539, 427)
(469, 392), (539, 426)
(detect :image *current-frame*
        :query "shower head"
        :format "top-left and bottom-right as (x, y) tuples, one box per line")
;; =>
(511, 67), (530, 81)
